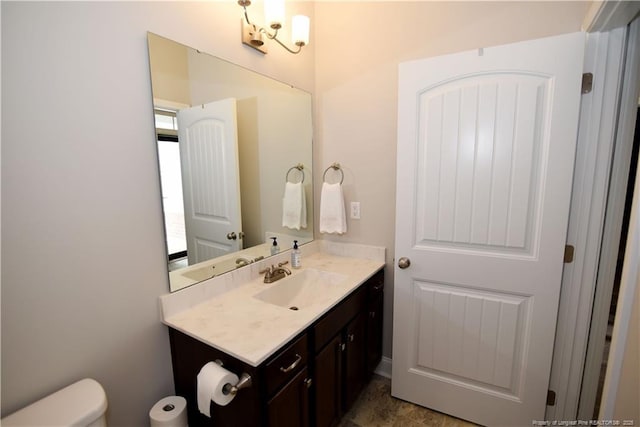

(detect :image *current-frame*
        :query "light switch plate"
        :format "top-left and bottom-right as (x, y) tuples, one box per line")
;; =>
(350, 202), (361, 219)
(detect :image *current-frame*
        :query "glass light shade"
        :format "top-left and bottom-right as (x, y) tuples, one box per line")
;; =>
(291, 15), (310, 46)
(264, 0), (285, 29)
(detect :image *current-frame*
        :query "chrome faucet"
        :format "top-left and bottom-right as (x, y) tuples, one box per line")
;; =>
(259, 261), (291, 283)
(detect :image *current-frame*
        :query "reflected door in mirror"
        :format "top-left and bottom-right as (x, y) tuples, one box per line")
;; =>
(177, 99), (243, 264)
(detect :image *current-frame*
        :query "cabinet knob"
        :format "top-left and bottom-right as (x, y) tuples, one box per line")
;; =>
(339, 343), (346, 352)
(304, 378), (313, 388)
(369, 311), (376, 319)
(348, 334), (355, 342)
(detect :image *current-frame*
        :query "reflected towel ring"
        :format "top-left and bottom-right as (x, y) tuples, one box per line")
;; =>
(286, 164), (305, 184)
(323, 163), (344, 184)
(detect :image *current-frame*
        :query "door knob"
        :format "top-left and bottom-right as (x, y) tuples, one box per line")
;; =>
(398, 257), (411, 269)
(226, 232), (237, 240)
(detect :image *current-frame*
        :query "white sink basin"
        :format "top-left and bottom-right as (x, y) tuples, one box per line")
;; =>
(182, 265), (216, 281)
(253, 268), (347, 310)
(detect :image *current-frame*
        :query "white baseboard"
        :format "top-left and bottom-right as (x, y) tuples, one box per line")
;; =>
(373, 356), (392, 379)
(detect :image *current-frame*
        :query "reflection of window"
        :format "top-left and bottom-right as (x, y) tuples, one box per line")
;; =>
(155, 109), (178, 133)
(155, 109), (186, 260)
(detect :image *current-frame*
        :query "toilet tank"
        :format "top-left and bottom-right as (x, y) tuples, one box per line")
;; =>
(2, 378), (108, 427)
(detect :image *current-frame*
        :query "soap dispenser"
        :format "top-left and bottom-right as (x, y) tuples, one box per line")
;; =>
(270, 237), (279, 255)
(291, 240), (301, 269)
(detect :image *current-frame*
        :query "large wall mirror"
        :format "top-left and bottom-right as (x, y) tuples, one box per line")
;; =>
(147, 32), (313, 292)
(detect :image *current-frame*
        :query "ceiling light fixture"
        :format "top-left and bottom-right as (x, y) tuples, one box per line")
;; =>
(238, 0), (310, 55)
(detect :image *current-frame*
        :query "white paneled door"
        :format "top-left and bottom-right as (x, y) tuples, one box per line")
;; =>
(392, 33), (585, 426)
(177, 99), (242, 265)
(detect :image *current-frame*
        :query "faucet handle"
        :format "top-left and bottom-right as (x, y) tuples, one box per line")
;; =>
(258, 266), (273, 274)
(278, 261), (289, 267)
(259, 265), (274, 275)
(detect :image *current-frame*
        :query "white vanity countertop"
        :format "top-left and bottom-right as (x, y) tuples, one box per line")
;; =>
(161, 251), (384, 367)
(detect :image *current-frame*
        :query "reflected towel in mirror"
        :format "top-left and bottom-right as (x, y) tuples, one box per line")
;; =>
(319, 182), (347, 234)
(282, 182), (307, 230)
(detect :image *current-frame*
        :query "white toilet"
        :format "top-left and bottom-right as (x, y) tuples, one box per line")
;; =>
(2, 378), (108, 426)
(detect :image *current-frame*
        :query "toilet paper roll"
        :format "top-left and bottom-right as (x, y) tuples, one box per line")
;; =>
(197, 362), (239, 417)
(149, 396), (187, 427)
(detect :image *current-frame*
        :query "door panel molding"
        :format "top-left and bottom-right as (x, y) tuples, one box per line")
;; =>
(414, 73), (550, 257)
(409, 280), (532, 398)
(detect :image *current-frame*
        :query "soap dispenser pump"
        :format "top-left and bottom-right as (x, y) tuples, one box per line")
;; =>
(291, 240), (301, 269)
(270, 237), (279, 255)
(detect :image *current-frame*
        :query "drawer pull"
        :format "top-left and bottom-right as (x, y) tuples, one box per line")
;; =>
(348, 333), (355, 342)
(279, 354), (302, 373)
(369, 311), (376, 319)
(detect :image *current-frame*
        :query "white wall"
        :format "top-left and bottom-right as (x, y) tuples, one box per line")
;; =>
(1, 1), (314, 424)
(313, 1), (591, 359)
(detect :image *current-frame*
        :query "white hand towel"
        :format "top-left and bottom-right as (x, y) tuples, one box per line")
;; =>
(319, 182), (347, 234)
(282, 182), (307, 230)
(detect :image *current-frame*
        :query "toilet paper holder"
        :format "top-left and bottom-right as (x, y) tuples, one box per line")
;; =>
(215, 360), (252, 396)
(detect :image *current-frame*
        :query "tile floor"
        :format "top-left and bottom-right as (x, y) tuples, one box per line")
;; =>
(338, 375), (480, 427)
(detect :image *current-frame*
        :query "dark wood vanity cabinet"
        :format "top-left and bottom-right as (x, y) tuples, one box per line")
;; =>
(267, 367), (311, 427)
(168, 268), (383, 427)
(265, 334), (311, 427)
(343, 311), (368, 410)
(314, 334), (343, 427)
(313, 269), (384, 427)
(366, 270), (385, 375)
(314, 311), (368, 427)
(168, 328), (263, 427)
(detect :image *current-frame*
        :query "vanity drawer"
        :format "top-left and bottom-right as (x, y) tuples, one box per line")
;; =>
(265, 334), (308, 397)
(314, 285), (366, 352)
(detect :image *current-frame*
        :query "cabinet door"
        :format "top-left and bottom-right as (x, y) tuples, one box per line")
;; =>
(315, 335), (342, 427)
(267, 367), (310, 427)
(343, 312), (367, 411)
(366, 292), (384, 376)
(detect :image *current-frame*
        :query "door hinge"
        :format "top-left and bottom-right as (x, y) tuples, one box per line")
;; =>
(582, 73), (593, 94)
(547, 389), (557, 406)
(564, 245), (575, 263)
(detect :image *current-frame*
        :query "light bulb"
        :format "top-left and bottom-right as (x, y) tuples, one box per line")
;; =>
(291, 15), (310, 46)
(264, 0), (285, 29)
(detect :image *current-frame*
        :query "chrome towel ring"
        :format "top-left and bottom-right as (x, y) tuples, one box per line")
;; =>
(323, 163), (344, 184)
(286, 163), (305, 183)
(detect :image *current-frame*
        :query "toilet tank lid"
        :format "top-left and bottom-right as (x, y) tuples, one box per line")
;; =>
(2, 378), (108, 426)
